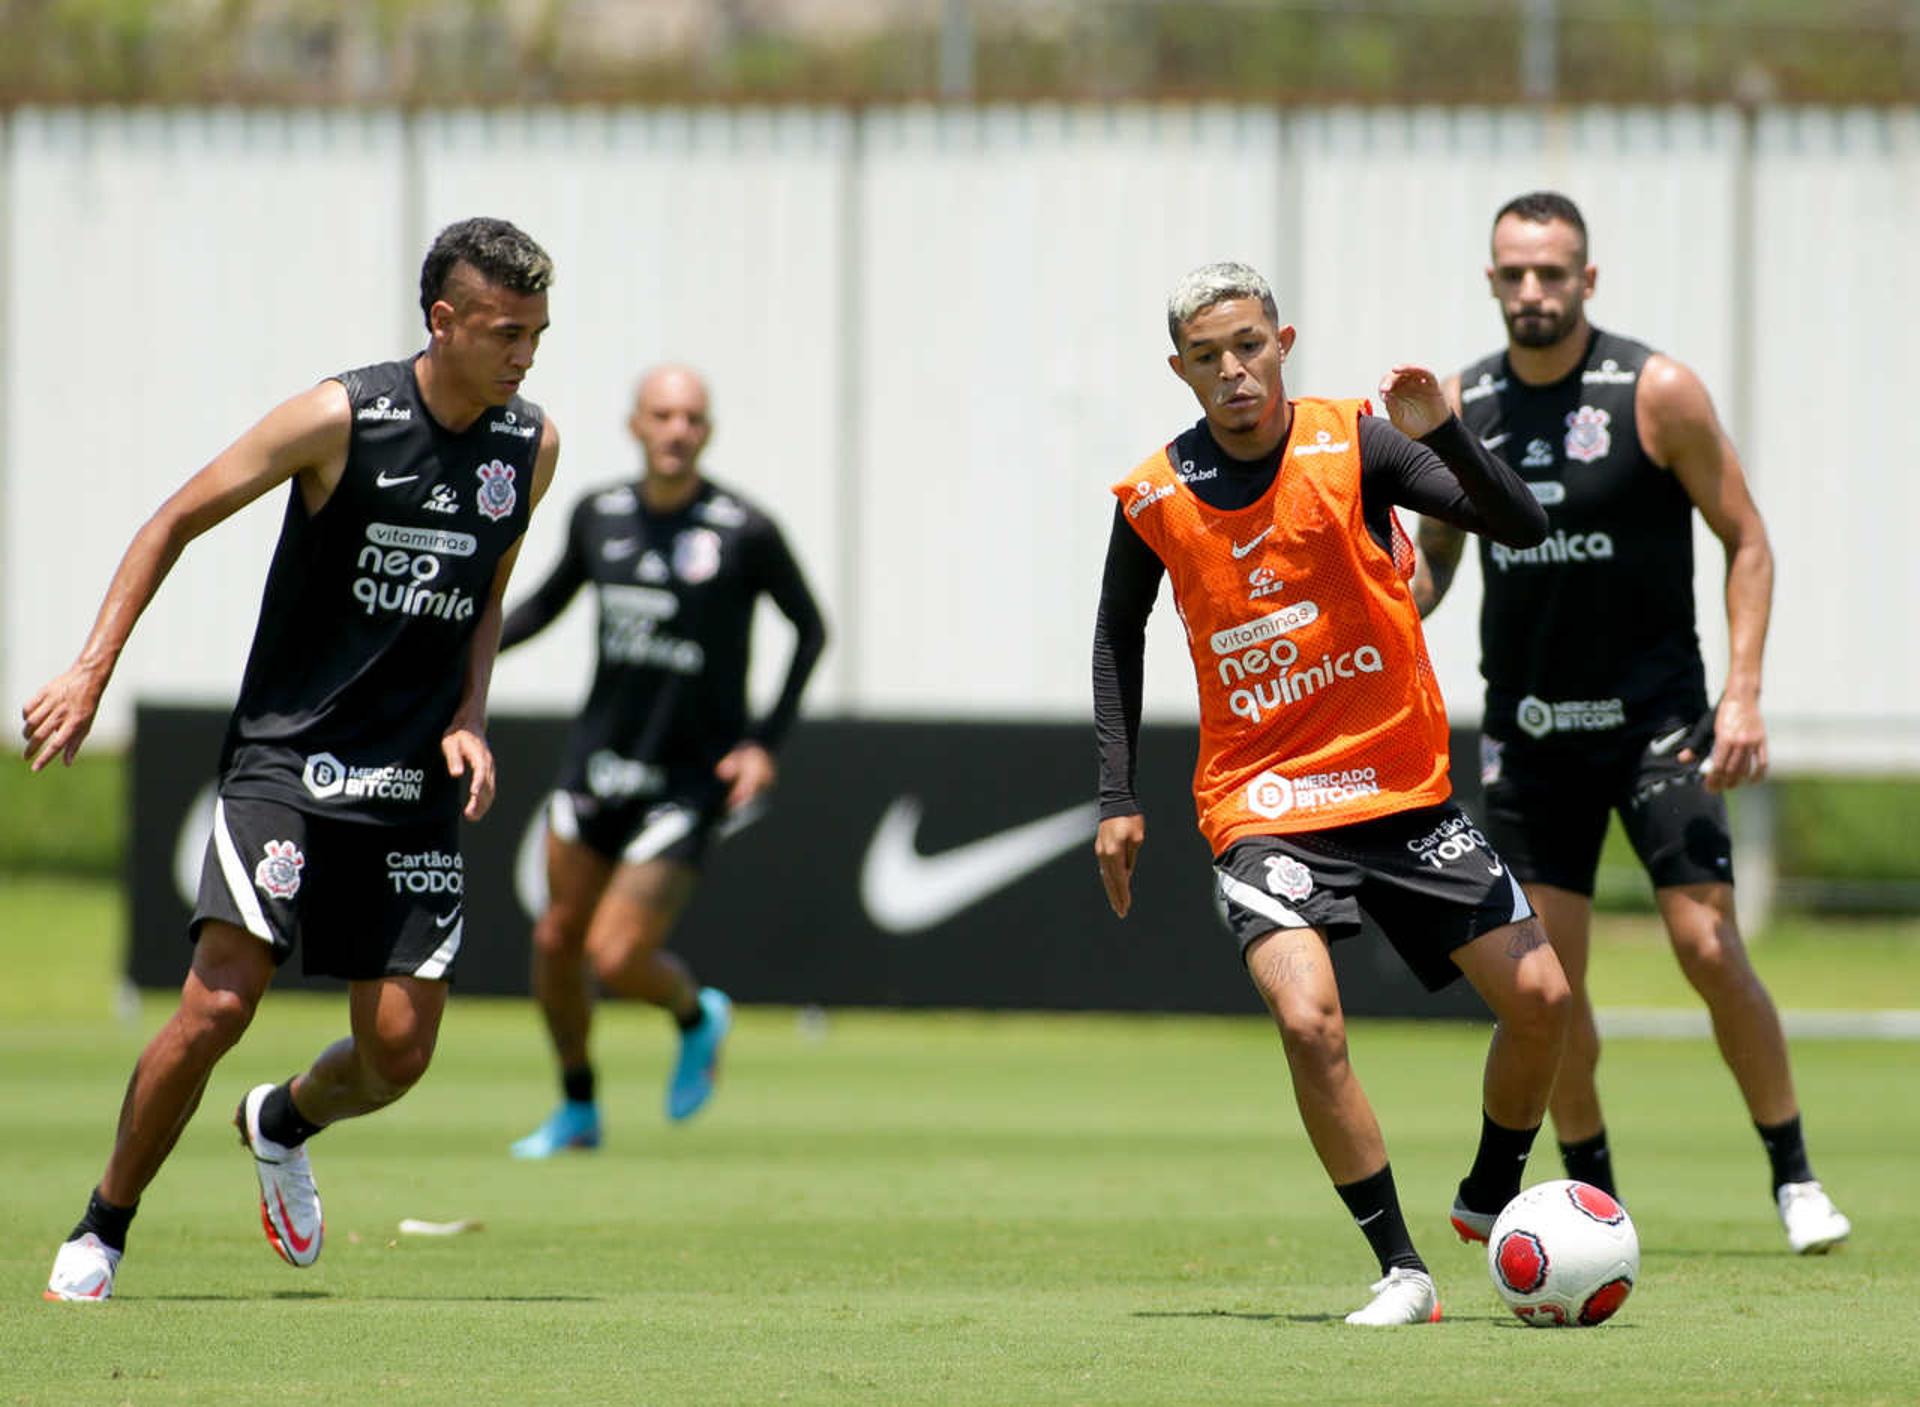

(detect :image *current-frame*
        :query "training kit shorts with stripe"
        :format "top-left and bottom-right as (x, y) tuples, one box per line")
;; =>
(191, 793), (466, 981)
(1213, 801), (1534, 992)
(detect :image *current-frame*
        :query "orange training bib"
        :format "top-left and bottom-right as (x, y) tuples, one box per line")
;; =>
(1115, 398), (1451, 852)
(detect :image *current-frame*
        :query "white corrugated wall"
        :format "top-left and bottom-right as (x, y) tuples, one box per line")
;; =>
(2, 104), (1913, 770)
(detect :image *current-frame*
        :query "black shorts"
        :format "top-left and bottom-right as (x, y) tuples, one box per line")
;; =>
(1214, 802), (1534, 992)
(191, 794), (466, 982)
(1478, 712), (1733, 897)
(545, 786), (763, 869)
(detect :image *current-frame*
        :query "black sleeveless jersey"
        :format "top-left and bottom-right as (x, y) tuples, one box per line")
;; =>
(1456, 328), (1706, 741)
(218, 357), (541, 824)
(505, 478), (822, 802)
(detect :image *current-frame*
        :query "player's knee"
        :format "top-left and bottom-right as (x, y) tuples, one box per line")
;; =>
(1273, 999), (1348, 1071)
(362, 1037), (434, 1096)
(1508, 965), (1571, 1049)
(532, 908), (588, 958)
(1673, 918), (1751, 992)
(182, 983), (259, 1052)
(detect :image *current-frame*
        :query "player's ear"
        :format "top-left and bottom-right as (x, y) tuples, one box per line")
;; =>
(1584, 263), (1598, 299)
(1166, 350), (1186, 380)
(1276, 325), (1297, 360)
(428, 298), (457, 343)
(1484, 264), (1499, 299)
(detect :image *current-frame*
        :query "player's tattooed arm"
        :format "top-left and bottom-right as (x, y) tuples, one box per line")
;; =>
(1640, 355), (1772, 792)
(21, 382), (351, 771)
(444, 416), (562, 820)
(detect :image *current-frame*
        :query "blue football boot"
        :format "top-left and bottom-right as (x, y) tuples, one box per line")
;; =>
(510, 1099), (602, 1158)
(666, 988), (733, 1122)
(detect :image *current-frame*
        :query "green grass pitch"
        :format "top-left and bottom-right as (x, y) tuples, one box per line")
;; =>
(1, 877), (1916, 1405)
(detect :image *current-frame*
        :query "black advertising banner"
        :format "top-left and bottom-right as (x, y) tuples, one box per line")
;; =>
(129, 705), (1489, 1019)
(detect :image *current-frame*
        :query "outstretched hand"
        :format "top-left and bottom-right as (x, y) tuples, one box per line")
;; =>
(1378, 365), (1451, 440)
(21, 665), (107, 772)
(442, 728), (496, 820)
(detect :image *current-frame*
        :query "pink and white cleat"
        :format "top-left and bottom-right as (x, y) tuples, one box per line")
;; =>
(236, 1084), (324, 1268)
(44, 1232), (120, 1302)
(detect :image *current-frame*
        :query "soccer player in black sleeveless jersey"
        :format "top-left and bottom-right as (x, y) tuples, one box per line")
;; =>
(500, 365), (825, 1157)
(25, 219), (562, 1301)
(1416, 191), (1850, 1255)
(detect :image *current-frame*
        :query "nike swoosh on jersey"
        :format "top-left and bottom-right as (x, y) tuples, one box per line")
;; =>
(1648, 726), (1690, 756)
(1480, 432), (1512, 450)
(602, 538), (640, 559)
(1230, 526), (1275, 559)
(375, 471), (418, 488)
(435, 907), (463, 929)
(860, 797), (1099, 935)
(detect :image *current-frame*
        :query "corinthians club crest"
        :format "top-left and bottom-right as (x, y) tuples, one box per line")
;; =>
(475, 459), (518, 522)
(1563, 405), (1612, 464)
(1263, 853), (1314, 902)
(254, 839), (306, 900)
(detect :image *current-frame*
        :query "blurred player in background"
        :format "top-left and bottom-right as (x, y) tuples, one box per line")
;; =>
(504, 365), (826, 1156)
(25, 218), (559, 1300)
(1415, 191), (1849, 1254)
(1093, 262), (1566, 1325)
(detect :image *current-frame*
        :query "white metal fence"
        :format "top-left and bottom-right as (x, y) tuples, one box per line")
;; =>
(4, 104), (1915, 771)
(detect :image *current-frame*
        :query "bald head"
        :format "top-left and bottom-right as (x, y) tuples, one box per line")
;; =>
(628, 364), (713, 482)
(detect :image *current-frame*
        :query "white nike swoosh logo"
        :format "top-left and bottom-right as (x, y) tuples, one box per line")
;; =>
(1487, 858), (1505, 877)
(1648, 727), (1690, 756)
(1481, 432), (1511, 450)
(1230, 526), (1274, 559)
(1355, 1209), (1385, 1227)
(435, 907), (463, 929)
(860, 798), (1099, 935)
(376, 471), (418, 488)
(603, 538), (640, 559)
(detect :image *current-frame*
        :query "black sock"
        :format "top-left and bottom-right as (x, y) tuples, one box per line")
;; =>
(1558, 1129), (1619, 1200)
(1756, 1114), (1815, 1192)
(70, 1187), (137, 1254)
(258, 1081), (326, 1150)
(1457, 1112), (1541, 1214)
(1334, 1164), (1426, 1275)
(674, 996), (706, 1034)
(561, 1064), (596, 1105)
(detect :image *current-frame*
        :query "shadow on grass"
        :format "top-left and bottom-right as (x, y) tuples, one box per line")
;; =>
(137, 1291), (598, 1303)
(1133, 1307), (1633, 1328)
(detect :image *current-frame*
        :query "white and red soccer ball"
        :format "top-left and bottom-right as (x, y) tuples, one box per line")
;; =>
(1488, 1179), (1638, 1327)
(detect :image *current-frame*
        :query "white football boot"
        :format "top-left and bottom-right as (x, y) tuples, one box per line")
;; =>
(236, 1083), (324, 1267)
(1344, 1267), (1442, 1325)
(44, 1232), (120, 1302)
(1777, 1180), (1850, 1255)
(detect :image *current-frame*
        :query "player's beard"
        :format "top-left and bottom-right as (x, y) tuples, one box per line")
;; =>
(1506, 304), (1578, 349)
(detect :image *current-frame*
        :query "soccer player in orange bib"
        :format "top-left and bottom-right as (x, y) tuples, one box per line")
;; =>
(1092, 262), (1567, 1325)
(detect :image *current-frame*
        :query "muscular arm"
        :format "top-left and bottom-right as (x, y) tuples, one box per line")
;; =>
(746, 522), (829, 752)
(21, 382), (352, 770)
(1092, 504), (1165, 818)
(1641, 354), (1773, 789)
(444, 416), (562, 819)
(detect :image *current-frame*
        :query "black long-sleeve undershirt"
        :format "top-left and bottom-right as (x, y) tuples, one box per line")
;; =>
(1092, 412), (1546, 818)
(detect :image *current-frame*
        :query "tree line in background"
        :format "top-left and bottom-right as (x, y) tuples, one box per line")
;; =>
(1, 0), (1916, 105)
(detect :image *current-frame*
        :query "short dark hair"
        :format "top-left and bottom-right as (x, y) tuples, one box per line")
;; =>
(418, 217), (554, 329)
(1493, 191), (1588, 261)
